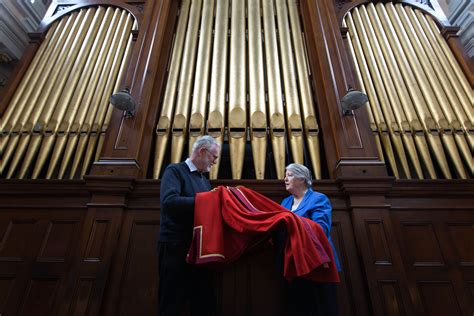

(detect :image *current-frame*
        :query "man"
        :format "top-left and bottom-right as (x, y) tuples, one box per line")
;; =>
(158, 135), (220, 316)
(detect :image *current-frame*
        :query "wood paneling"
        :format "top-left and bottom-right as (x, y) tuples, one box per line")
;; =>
(0, 179), (473, 315)
(400, 223), (445, 267)
(37, 221), (78, 261)
(69, 277), (95, 315)
(417, 281), (461, 315)
(378, 280), (406, 316)
(366, 220), (393, 265)
(448, 224), (474, 266)
(20, 278), (60, 315)
(0, 277), (15, 311)
(84, 220), (111, 262)
(119, 221), (159, 310)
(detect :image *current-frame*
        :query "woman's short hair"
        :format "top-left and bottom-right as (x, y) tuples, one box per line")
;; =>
(192, 135), (220, 153)
(286, 163), (312, 188)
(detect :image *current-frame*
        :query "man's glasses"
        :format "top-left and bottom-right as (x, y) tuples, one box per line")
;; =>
(205, 148), (218, 160)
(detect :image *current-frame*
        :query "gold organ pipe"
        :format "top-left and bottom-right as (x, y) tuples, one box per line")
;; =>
(228, 0), (247, 179)
(407, 8), (466, 131)
(45, 12), (103, 179)
(1, 15), (74, 176)
(69, 9), (126, 179)
(425, 21), (474, 175)
(6, 9), (90, 178)
(385, 3), (453, 178)
(248, 0), (267, 180)
(0, 22), (58, 173)
(171, 0), (202, 164)
(394, 4), (466, 178)
(48, 10), (131, 178)
(419, 12), (473, 125)
(17, 8), (99, 179)
(0, 6), (136, 178)
(31, 7), (114, 179)
(0, 22), (58, 140)
(81, 12), (134, 177)
(375, 3), (441, 178)
(263, 0), (286, 179)
(188, 0), (214, 154)
(359, 6), (423, 179)
(288, 0), (321, 179)
(376, 3), (447, 179)
(426, 18), (473, 103)
(344, 19), (385, 164)
(352, 7), (412, 179)
(275, 0), (304, 165)
(56, 9), (117, 178)
(22, 7), (106, 179)
(408, 8), (472, 174)
(417, 11), (474, 154)
(206, 0), (229, 180)
(153, 0), (191, 179)
(365, 4), (432, 178)
(346, 12), (400, 178)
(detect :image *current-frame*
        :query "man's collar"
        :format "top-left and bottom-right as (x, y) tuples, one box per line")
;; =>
(185, 158), (198, 173)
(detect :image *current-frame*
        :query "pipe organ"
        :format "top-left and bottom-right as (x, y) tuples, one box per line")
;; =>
(0, 1), (473, 314)
(345, 2), (473, 180)
(1, 6), (135, 179)
(1, 1), (470, 180)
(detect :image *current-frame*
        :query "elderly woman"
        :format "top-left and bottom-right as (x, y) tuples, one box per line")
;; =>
(280, 163), (340, 316)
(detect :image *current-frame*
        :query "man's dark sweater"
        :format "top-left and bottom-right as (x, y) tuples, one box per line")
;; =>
(159, 161), (211, 244)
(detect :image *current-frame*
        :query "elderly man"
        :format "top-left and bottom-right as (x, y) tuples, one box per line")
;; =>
(158, 135), (220, 316)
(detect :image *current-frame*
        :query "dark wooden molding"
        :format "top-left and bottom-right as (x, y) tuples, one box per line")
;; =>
(85, 175), (135, 195)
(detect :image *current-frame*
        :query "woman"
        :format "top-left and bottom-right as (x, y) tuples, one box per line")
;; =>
(280, 163), (340, 316)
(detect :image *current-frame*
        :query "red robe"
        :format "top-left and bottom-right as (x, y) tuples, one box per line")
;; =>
(187, 186), (340, 283)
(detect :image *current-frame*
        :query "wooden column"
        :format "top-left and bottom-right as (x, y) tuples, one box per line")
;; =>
(338, 177), (423, 315)
(0, 33), (42, 115)
(442, 26), (474, 86)
(91, 0), (178, 178)
(55, 176), (134, 315)
(301, 0), (386, 179)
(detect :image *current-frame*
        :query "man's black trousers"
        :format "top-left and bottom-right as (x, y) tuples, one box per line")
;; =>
(158, 242), (215, 316)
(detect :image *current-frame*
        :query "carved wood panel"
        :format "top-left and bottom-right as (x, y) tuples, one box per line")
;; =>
(115, 217), (159, 315)
(19, 278), (60, 315)
(400, 223), (445, 267)
(68, 277), (95, 315)
(418, 281), (461, 315)
(448, 224), (474, 266)
(331, 211), (371, 315)
(391, 210), (474, 314)
(378, 280), (406, 316)
(365, 220), (393, 266)
(0, 211), (82, 315)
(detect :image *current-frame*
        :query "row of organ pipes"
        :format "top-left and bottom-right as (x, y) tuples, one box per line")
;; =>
(1, 7), (135, 179)
(0, 1), (472, 180)
(345, 3), (472, 179)
(154, 0), (321, 180)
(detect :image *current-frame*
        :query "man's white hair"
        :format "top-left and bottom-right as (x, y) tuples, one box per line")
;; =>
(192, 135), (220, 153)
(286, 163), (312, 188)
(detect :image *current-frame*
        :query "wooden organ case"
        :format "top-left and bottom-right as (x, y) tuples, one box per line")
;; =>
(0, 0), (472, 315)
